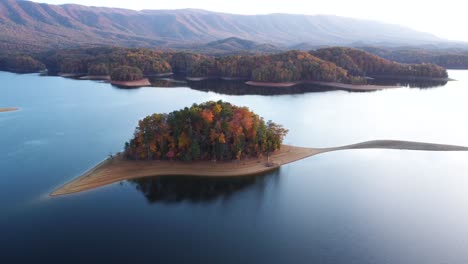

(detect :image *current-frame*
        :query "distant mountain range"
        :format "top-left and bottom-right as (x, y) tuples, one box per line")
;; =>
(0, 0), (460, 53)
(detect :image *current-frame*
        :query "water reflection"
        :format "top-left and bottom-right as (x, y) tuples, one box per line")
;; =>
(369, 78), (448, 88)
(144, 77), (448, 95)
(129, 173), (278, 204)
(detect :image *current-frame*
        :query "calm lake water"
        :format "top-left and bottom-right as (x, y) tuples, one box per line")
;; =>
(2, 70), (468, 263)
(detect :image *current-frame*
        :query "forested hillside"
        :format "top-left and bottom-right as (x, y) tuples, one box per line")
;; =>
(312, 47), (448, 78)
(0, 46), (449, 83)
(361, 47), (468, 69)
(0, 0), (446, 53)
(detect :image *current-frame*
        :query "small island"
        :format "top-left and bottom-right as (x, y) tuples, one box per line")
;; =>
(51, 101), (468, 196)
(0, 108), (18, 113)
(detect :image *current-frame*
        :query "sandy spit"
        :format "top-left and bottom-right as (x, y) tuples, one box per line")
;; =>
(50, 140), (468, 197)
(0, 108), (18, 113)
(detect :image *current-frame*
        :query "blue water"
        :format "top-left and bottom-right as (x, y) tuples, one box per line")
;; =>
(2, 71), (468, 263)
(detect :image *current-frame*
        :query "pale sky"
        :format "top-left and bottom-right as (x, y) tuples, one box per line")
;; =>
(35, 0), (467, 42)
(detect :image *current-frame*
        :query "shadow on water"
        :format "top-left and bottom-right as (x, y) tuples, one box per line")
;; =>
(128, 171), (280, 204)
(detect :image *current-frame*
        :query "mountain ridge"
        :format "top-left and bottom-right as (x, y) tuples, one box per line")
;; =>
(0, 0), (452, 52)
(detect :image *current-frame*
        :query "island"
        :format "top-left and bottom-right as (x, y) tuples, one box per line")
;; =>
(51, 101), (468, 196)
(0, 107), (18, 113)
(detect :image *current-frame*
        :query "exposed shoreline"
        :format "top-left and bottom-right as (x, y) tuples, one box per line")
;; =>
(246, 81), (399, 91)
(110, 78), (151, 87)
(50, 140), (468, 197)
(0, 107), (19, 113)
(79, 75), (110, 80)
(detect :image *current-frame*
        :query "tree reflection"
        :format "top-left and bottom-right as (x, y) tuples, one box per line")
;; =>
(119, 76), (447, 94)
(188, 79), (339, 95)
(129, 173), (278, 204)
(369, 78), (448, 89)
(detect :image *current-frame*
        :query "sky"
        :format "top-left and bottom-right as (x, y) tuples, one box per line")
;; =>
(35, 0), (466, 42)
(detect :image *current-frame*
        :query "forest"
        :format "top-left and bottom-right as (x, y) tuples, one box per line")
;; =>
(0, 46), (449, 83)
(124, 101), (288, 162)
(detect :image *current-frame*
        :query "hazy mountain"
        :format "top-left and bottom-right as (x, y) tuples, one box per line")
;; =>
(0, 0), (451, 52)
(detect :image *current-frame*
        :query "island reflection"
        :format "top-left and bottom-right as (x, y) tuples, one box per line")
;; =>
(128, 173), (279, 204)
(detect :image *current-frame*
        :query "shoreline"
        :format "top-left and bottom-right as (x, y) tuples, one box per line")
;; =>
(0, 107), (18, 113)
(50, 140), (468, 197)
(110, 78), (151, 87)
(79, 75), (110, 81)
(246, 80), (399, 91)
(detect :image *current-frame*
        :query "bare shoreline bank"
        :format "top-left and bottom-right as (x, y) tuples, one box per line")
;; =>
(50, 140), (468, 197)
(110, 78), (151, 87)
(246, 81), (399, 91)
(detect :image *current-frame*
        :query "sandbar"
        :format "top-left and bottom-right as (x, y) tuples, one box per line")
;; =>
(50, 140), (468, 197)
(0, 107), (18, 112)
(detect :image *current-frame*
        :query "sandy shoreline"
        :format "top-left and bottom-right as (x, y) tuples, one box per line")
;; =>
(110, 78), (151, 87)
(0, 107), (19, 113)
(50, 140), (468, 197)
(246, 81), (398, 91)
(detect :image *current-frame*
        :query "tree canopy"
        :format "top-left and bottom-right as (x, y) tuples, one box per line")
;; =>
(124, 101), (288, 161)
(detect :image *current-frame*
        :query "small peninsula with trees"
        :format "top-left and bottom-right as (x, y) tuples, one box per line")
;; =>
(51, 101), (468, 196)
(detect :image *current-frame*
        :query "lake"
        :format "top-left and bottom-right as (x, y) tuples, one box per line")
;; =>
(1, 70), (468, 263)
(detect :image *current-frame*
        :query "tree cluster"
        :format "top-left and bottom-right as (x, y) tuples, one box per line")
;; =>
(124, 101), (288, 162)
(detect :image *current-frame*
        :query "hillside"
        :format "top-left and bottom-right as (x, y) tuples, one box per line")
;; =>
(173, 37), (281, 55)
(0, 46), (445, 84)
(0, 0), (446, 52)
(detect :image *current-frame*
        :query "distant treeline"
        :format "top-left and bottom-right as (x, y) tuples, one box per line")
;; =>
(361, 46), (468, 69)
(0, 46), (448, 82)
